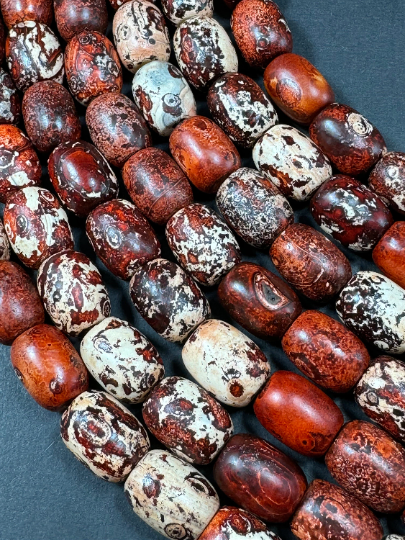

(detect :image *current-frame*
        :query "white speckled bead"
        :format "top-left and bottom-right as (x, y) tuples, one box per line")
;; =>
(161, 0), (213, 25)
(0, 219), (10, 260)
(182, 319), (271, 407)
(124, 449), (220, 539)
(252, 124), (332, 201)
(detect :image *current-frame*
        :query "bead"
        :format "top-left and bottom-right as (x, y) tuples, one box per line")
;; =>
(0, 68), (21, 124)
(373, 221), (405, 289)
(310, 175), (393, 251)
(173, 16), (238, 91)
(0, 218), (10, 260)
(0, 17), (4, 65)
(86, 199), (161, 280)
(3, 187), (74, 269)
(0, 125), (42, 203)
(231, 0), (292, 69)
(6, 21), (64, 92)
(216, 168), (294, 249)
(325, 420), (405, 513)
(218, 262), (302, 340)
(207, 73), (278, 149)
(61, 390), (150, 482)
(182, 319), (270, 407)
(162, 0), (213, 25)
(223, 0), (240, 8)
(213, 433), (307, 523)
(336, 271), (405, 353)
(80, 317), (164, 404)
(310, 103), (387, 176)
(48, 140), (119, 218)
(132, 60), (196, 137)
(368, 152), (405, 214)
(37, 250), (111, 337)
(65, 31), (123, 106)
(384, 537), (405, 540)
(122, 147), (193, 225)
(11, 324), (89, 411)
(108, 0), (132, 8)
(264, 53), (335, 124)
(113, 0), (170, 74)
(291, 479), (384, 540)
(143, 376), (233, 465)
(54, 0), (108, 42)
(253, 124), (332, 201)
(129, 258), (210, 343)
(282, 310), (369, 393)
(269, 223), (352, 302)
(22, 81), (81, 154)
(0, 261), (45, 345)
(0, 0), (53, 28)
(166, 203), (241, 286)
(125, 450), (220, 540)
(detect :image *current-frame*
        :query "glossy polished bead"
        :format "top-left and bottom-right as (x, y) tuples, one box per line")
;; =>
(0, 219), (10, 261)
(310, 103), (387, 176)
(0, 68), (21, 124)
(282, 310), (369, 393)
(368, 152), (405, 214)
(182, 319), (270, 407)
(213, 433), (307, 523)
(11, 324), (88, 411)
(54, 0), (108, 42)
(311, 175), (393, 251)
(161, 0), (213, 25)
(373, 222), (405, 289)
(264, 53), (335, 124)
(0, 0), (53, 28)
(325, 420), (405, 513)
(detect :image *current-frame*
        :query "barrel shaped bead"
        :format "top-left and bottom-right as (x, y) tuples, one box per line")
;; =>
(368, 152), (405, 215)
(373, 221), (405, 290)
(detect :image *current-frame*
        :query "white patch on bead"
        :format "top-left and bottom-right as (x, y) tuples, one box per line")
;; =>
(346, 112), (373, 136)
(161, 0), (213, 25)
(0, 219), (10, 260)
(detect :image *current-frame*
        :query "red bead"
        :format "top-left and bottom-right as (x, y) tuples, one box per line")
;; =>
(54, 0), (108, 42)
(372, 221), (405, 290)
(368, 152), (405, 215)
(0, 0), (53, 29)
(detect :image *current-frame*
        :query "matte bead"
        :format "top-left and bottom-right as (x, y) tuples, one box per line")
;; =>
(0, 68), (21, 124)
(368, 152), (405, 214)
(0, 0), (53, 28)
(54, 0), (108, 42)
(161, 0), (213, 25)
(0, 218), (10, 260)
(373, 221), (405, 289)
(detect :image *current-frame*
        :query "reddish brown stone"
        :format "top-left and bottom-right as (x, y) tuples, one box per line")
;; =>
(0, 0), (53, 28)
(372, 221), (405, 289)
(368, 152), (405, 215)
(0, 68), (21, 124)
(0, 16), (5, 65)
(54, 0), (108, 42)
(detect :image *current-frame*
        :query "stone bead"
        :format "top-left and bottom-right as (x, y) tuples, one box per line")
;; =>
(216, 168), (294, 249)
(291, 479), (384, 540)
(0, 68), (21, 124)
(218, 262), (302, 340)
(11, 324), (89, 411)
(368, 152), (405, 214)
(6, 21), (64, 92)
(0, 17), (4, 65)
(80, 317), (164, 404)
(132, 61), (197, 137)
(122, 147), (193, 225)
(65, 31), (123, 106)
(252, 124), (332, 201)
(269, 223), (352, 302)
(213, 434), (307, 523)
(182, 319), (270, 407)
(86, 199), (161, 280)
(125, 450), (220, 540)
(166, 203), (241, 286)
(0, 261), (45, 345)
(0, 124), (42, 203)
(22, 81), (81, 154)
(173, 16), (238, 91)
(61, 390), (150, 482)
(37, 250), (111, 337)
(264, 53), (335, 125)
(373, 222), (405, 289)
(48, 140), (119, 218)
(231, 0), (292, 69)
(336, 271), (405, 354)
(143, 376), (233, 465)
(0, 0), (53, 28)
(325, 420), (405, 513)
(54, 0), (108, 42)
(3, 186), (74, 269)
(310, 175), (393, 251)
(129, 258), (210, 343)
(113, 1), (170, 74)
(161, 0), (213, 25)
(207, 73), (278, 149)
(282, 310), (370, 393)
(108, 0), (132, 8)
(384, 537), (405, 540)
(0, 219), (10, 260)
(310, 103), (387, 176)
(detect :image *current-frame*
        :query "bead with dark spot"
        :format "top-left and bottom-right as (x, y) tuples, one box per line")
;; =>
(161, 0), (213, 25)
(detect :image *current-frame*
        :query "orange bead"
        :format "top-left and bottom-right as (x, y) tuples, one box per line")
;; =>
(372, 221), (405, 290)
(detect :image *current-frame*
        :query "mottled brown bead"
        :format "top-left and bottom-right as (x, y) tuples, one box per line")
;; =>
(0, 68), (21, 124)
(122, 147), (193, 226)
(368, 152), (405, 215)
(0, 0), (53, 29)
(213, 433), (307, 523)
(373, 221), (405, 290)
(0, 16), (5, 65)
(291, 479), (384, 540)
(270, 223), (352, 302)
(169, 116), (241, 194)
(282, 310), (370, 393)
(54, 0), (108, 42)
(0, 261), (45, 345)
(325, 420), (405, 513)
(11, 324), (89, 411)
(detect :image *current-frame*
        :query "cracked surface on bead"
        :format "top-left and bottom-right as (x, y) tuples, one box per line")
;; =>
(369, 152), (405, 215)
(0, 68), (20, 124)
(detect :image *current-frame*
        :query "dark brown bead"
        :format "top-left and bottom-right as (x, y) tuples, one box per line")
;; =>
(213, 433), (307, 523)
(218, 261), (302, 340)
(282, 310), (370, 393)
(0, 68), (21, 124)
(325, 420), (405, 513)
(269, 223), (352, 302)
(11, 324), (89, 411)
(54, 0), (108, 42)
(0, 261), (45, 345)
(0, 16), (5, 65)
(373, 221), (405, 289)
(368, 152), (405, 214)
(122, 147), (193, 226)
(0, 0), (53, 29)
